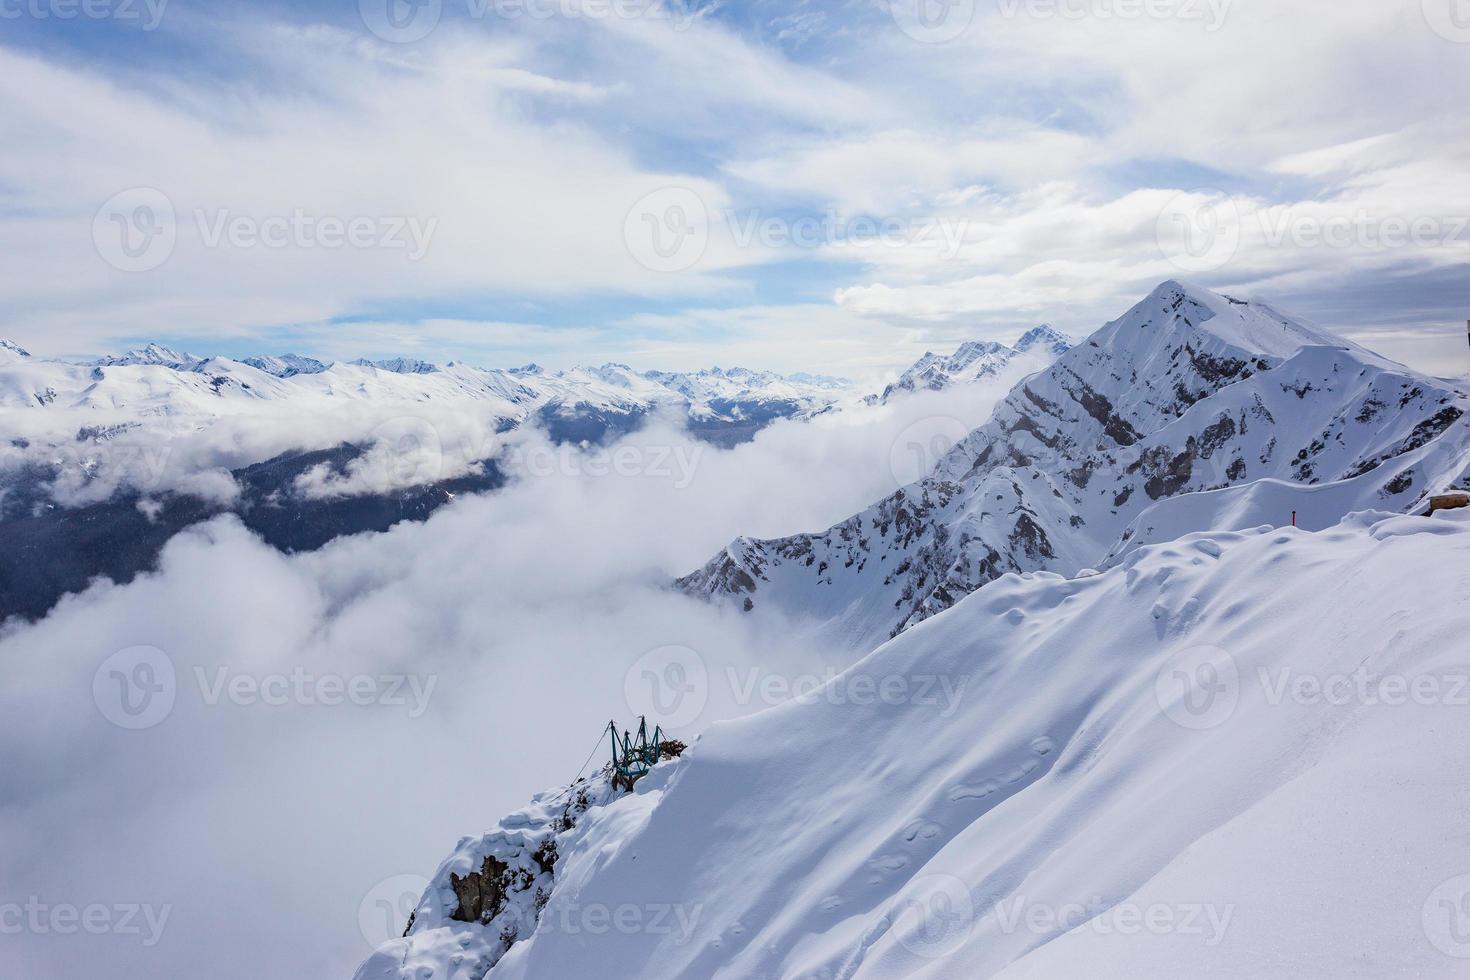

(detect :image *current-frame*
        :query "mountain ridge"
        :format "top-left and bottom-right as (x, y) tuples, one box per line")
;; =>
(678, 281), (1470, 648)
(359, 507), (1470, 980)
(864, 326), (1075, 406)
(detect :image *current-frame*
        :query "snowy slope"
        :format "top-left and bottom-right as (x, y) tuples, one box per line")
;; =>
(0, 339), (31, 363)
(679, 282), (1470, 649)
(865, 327), (1073, 406)
(362, 507), (1470, 979)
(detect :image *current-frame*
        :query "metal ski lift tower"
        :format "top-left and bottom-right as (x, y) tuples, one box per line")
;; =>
(607, 716), (664, 791)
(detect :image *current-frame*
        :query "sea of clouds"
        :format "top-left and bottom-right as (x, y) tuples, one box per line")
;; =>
(0, 364), (1029, 978)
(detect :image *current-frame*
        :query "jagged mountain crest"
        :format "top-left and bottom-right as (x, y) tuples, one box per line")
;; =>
(865, 326), (1073, 406)
(239, 354), (328, 377)
(351, 356), (440, 375)
(95, 342), (204, 371)
(679, 281), (1470, 648)
(1013, 323), (1073, 357)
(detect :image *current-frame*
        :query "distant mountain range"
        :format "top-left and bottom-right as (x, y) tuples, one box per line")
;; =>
(0, 341), (857, 450)
(0, 333), (1064, 624)
(0, 331), (1073, 451)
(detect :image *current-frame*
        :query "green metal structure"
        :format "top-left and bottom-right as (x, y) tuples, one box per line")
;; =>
(607, 716), (664, 791)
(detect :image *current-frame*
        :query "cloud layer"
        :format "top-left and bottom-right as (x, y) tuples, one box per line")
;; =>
(0, 366), (1026, 978)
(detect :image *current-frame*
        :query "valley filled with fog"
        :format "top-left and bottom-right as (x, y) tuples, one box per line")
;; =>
(0, 367), (1028, 978)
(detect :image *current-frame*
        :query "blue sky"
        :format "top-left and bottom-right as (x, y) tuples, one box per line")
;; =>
(2, 0), (1467, 379)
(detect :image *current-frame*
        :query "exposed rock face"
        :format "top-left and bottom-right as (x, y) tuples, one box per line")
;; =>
(678, 282), (1470, 648)
(449, 855), (513, 926)
(354, 777), (606, 980)
(354, 759), (687, 980)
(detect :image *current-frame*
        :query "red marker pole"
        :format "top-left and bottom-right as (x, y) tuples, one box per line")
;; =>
(1291, 511), (1297, 527)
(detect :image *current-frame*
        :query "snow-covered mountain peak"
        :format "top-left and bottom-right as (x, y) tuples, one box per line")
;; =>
(570, 363), (648, 391)
(95, 342), (204, 371)
(711, 366), (754, 381)
(239, 353), (328, 378)
(865, 329), (1069, 406)
(681, 283), (1470, 647)
(0, 339), (30, 359)
(948, 339), (1012, 366)
(350, 357), (439, 375)
(1095, 280), (1347, 363)
(1013, 324), (1074, 358)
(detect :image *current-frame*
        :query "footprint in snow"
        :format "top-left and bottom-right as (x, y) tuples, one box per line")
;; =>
(901, 819), (942, 843)
(868, 854), (909, 873)
(947, 780), (998, 802)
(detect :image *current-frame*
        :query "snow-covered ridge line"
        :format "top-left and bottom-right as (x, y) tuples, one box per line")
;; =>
(361, 507), (1470, 978)
(0, 344), (860, 482)
(864, 325), (1074, 406)
(0, 336), (855, 417)
(678, 281), (1470, 649)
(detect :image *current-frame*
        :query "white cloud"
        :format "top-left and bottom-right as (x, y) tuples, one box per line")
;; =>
(0, 33), (737, 351)
(0, 370), (1030, 979)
